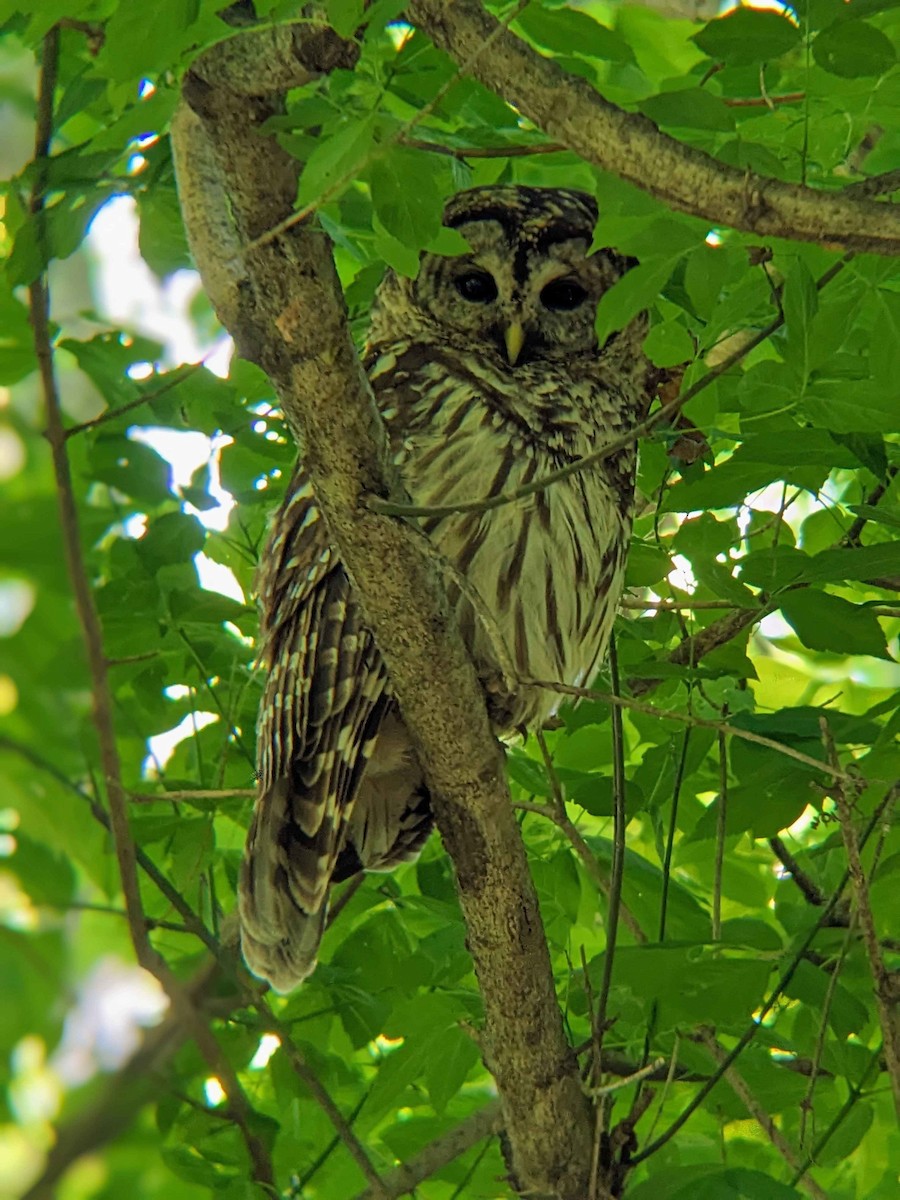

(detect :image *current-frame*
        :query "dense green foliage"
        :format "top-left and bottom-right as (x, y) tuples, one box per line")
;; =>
(1, 2), (899, 1198)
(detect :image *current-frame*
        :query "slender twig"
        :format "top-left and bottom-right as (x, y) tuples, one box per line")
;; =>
(326, 872), (366, 929)
(351, 1101), (503, 1200)
(620, 597), (751, 612)
(658, 728), (690, 943)
(629, 605), (763, 696)
(841, 467), (898, 547)
(791, 1047), (882, 1186)
(177, 627), (256, 765)
(399, 135), (567, 158)
(631, 783), (897, 1165)
(129, 788), (256, 803)
(371, 258), (852, 522)
(712, 726), (727, 941)
(29, 24), (150, 973)
(725, 91), (805, 107)
(695, 1030), (829, 1200)
(595, 638), (627, 1054)
(585, 1058), (667, 1098)
(514, 800), (645, 943)
(769, 836), (825, 906)
(291, 1091), (371, 1194)
(27, 34), (272, 1189)
(578, 944), (604, 1200)
(257, 1006), (389, 1198)
(528, 679), (858, 784)
(63, 360), (207, 438)
(824, 718), (900, 1120)
(799, 920), (855, 1148)
(639, 1034), (681, 1146)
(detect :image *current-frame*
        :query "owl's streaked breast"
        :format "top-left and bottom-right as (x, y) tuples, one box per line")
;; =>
(369, 340), (639, 728)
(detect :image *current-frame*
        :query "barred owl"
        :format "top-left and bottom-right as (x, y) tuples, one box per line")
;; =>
(239, 186), (650, 991)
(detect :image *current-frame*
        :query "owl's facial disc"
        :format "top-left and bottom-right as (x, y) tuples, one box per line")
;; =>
(435, 236), (604, 367)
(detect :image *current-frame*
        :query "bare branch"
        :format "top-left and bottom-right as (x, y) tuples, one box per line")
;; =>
(408, 0), (900, 255)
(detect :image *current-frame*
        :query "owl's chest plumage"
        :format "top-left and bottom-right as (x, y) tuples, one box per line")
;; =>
(369, 340), (638, 727)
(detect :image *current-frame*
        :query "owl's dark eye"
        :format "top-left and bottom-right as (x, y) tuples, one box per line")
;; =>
(541, 279), (588, 311)
(454, 271), (498, 303)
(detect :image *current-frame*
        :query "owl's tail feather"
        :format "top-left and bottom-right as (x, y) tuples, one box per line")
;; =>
(239, 900), (327, 995)
(238, 775), (337, 993)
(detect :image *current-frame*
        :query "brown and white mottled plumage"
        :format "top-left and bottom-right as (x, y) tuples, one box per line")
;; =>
(239, 186), (650, 991)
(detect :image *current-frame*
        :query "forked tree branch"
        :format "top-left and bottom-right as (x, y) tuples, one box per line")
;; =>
(171, 20), (595, 1199)
(408, 0), (900, 255)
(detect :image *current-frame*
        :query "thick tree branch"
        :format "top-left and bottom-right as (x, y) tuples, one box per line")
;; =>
(171, 21), (594, 1199)
(408, 0), (900, 255)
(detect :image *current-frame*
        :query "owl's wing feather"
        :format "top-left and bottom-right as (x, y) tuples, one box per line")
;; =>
(238, 470), (391, 991)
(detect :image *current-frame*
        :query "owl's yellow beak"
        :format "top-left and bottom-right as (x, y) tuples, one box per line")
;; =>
(504, 321), (525, 366)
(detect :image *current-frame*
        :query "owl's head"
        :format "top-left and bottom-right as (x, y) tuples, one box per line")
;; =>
(368, 185), (634, 368)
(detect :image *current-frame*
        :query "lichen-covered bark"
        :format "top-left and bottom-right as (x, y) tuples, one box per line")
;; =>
(171, 23), (595, 1200)
(409, 0), (900, 257)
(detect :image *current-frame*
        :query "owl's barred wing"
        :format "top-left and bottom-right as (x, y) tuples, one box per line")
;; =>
(238, 471), (391, 991)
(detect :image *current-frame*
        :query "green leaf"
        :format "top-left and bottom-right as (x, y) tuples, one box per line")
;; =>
(367, 148), (443, 251)
(595, 256), (677, 345)
(801, 542), (900, 583)
(692, 9), (801, 67)
(643, 320), (694, 367)
(295, 114), (378, 211)
(325, 0), (364, 37)
(135, 512), (206, 572)
(598, 946), (771, 1029)
(739, 546), (811, 590)
(630, 1165), (803, 1200)
(372, 217), (421, 278)
(137, 187), (192, 277)
(831, 431), (888, 478)
(87, 434), (173, 506)
(7, 832), (76, 907)
(99, 0), (204, 82)
(640, 88), (734, 133)
(0, 289), (37, 384)
(780, 589), (891, 659)
(515, 5), (633, 63)
(785, 959), (868, 1038)
(813, 20), (897, 78)
(848, 501), (900, 531)
(665, 458), (825, 513)
(803, 379), (900, 434)
(624, 541), (672, 586)
(7, 190), (110, 286)
(869, 289), (900, 390)
(684, 244), (732, 318)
